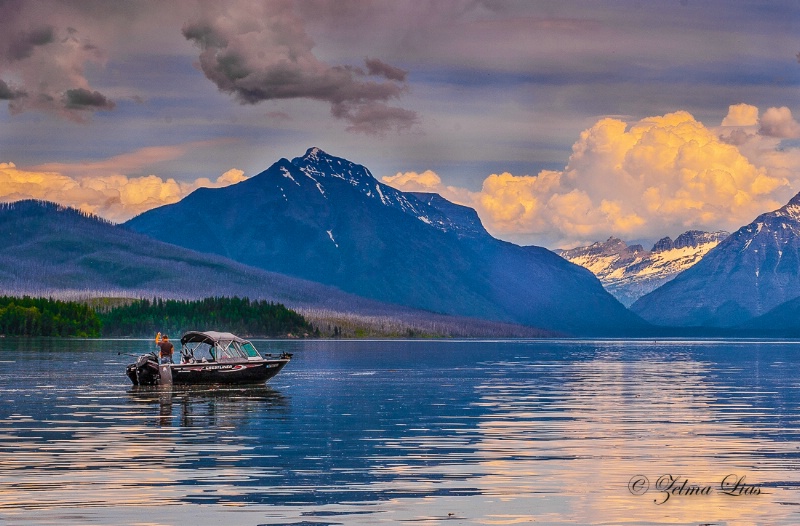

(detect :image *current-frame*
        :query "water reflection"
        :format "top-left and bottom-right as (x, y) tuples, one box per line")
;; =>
(367, 341), (800, 524)
(3, 339), (800, 525)
(128, 384), (290, 428)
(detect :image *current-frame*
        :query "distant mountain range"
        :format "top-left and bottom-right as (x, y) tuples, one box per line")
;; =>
(557, 231), (728, 306)
(126, 147), (644, 335)
(632, 193), (800, 327)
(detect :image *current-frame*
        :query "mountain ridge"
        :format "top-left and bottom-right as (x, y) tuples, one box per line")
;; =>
(0, 199), (551, 338)
(126, 147), (646, 335)
(631, 192), (800, 327)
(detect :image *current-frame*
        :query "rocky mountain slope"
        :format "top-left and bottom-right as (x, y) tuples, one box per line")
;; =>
(126, 148), (646, 335)
(632, 193), (800, 327)
(557, 231), (728, 306)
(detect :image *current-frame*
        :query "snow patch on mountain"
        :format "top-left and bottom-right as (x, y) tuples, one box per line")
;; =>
(557, 230), (729, 306)
(326, 229), (338, 248)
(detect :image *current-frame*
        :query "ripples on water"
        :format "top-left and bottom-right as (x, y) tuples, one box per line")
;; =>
(1, 338), (800, 524)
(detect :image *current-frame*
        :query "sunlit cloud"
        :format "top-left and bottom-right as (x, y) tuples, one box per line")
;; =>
(382, 170), (445, 192)
(720, 103), (759, 127)
(0, 160), (249, 223)
(384, 106), (799, 247)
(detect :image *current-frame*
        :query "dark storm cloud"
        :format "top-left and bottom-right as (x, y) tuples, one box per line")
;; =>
(63, 88), (115, 110)
(182, 1), (417, 135)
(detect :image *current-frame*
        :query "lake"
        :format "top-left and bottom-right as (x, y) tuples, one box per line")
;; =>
(1, 338), (800, 525)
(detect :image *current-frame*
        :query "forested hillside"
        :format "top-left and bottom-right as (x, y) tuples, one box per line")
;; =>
(98, 297), (317, 338)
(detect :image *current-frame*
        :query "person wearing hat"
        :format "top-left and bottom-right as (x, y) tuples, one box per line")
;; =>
(158, 334), (175, 364)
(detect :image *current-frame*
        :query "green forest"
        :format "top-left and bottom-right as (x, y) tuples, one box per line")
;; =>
(99, 297), (317, 338)
(0, 296), (101, 337)
(0, 296), (317, 338)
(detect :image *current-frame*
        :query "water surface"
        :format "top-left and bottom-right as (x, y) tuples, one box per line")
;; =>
(1, 338), (799, 524)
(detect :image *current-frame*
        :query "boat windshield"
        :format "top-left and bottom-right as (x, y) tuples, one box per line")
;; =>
(217, 340), (249, 361)
(241, 342), (261, 359)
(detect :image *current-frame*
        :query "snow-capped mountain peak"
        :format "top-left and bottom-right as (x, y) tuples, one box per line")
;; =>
(558, 230), (729, 306)
(290, 147), (487, 238)
(292, 147), (376, 185)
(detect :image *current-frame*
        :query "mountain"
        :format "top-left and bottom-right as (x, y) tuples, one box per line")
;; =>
(0, 199), (391, 310)
(2, 199), (554, 338)
(125, 147), (646, 335)
(631, 193), (800, 327)
(557, 230), (728, 306)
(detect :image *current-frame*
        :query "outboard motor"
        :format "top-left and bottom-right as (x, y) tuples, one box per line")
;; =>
(126, 352), (160, 386)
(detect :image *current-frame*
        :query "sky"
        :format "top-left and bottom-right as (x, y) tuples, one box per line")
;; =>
(1, 0), (799, 249)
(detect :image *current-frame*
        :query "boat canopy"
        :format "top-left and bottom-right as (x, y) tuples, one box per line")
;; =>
(180, 331), (262, 361)
(181, 331), (248, 346)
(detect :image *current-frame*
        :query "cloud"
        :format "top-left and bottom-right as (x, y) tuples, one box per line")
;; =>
(0, 2), (114, 121)
(721, 103), (759, 127)
(181, 0), (417, 135)
(30, 140), (231, 180)
(759, 106), (800, 139)
(335, 101), (417, 135)
(214, 168), (247, 186)
(385, 108), (797, 247)
(0, 78), (24, 100)
(7, 24), (55, 61)
(719, 103), (800, 139)
(0, 158), (250, 223)
(383, 170), (443, 192)
(365, 58), (407, 82)
(63, 88), (115, 111)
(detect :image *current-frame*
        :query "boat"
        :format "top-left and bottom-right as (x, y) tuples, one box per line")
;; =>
(125, 331), (292, 386)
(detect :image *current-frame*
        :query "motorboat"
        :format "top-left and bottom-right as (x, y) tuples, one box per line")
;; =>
(126, 331), (292, 386)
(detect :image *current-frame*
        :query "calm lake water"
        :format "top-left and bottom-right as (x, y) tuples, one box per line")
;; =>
(1, 338), (800, 525)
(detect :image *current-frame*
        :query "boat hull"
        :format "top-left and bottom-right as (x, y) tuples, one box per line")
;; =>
(169, 359), (289, 385)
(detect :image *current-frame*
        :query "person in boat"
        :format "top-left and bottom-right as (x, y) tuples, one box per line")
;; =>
(158, 334), (174, 364)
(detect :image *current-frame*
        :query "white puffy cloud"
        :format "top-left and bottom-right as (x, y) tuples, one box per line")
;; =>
(385, 107), (798, 247)
(759, 106), (800, 139)
(0, 162), (249, 222)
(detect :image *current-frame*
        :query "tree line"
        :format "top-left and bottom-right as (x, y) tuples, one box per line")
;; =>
(0, 296), (317, 338)
(0, 296), (101, 337)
